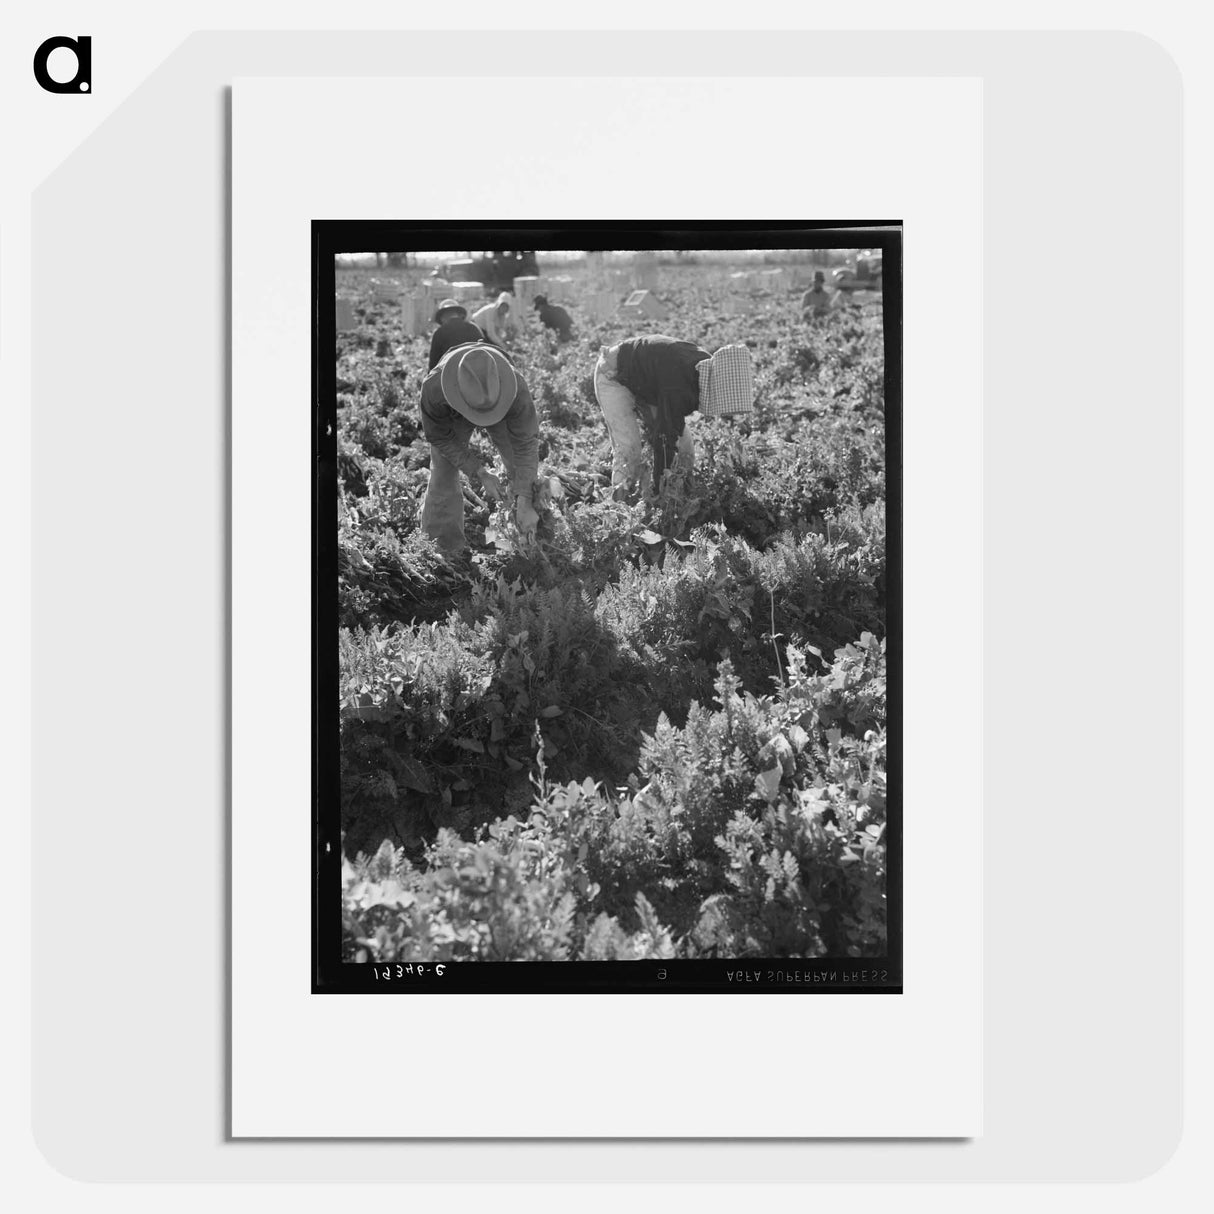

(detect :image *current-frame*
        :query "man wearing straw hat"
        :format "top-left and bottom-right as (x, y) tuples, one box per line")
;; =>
(427, 298), (489, 370)
(592, 335), (755, 497)
(418, 343), (540, 553)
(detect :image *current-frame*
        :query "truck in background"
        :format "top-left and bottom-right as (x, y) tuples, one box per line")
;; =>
(436, 251), (540, 297)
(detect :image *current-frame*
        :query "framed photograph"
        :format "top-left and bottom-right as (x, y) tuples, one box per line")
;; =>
(316, 224), (902, 996)
(233, 76), (980, 1137)
(18, 16), (1189, 1186)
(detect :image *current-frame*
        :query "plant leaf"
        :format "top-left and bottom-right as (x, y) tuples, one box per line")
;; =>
(754, 765), (782, 802)
(396, 756), (433, 793)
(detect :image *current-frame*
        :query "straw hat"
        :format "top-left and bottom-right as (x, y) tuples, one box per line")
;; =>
(438, 344), (518, 426)
(434, 298), (467, 323)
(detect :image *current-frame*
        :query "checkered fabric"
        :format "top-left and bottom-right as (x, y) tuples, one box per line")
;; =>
(697, 344), (755, 416)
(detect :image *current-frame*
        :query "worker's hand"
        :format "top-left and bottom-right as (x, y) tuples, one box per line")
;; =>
(478, 470), (504, 503)
(514, 496), (540, 542)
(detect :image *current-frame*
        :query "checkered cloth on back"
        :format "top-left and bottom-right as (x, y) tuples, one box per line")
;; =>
(697, 344), (755, 416)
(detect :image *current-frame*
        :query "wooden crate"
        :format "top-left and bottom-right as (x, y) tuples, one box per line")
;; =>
(370, 278), (402, 303)
(421, 278), (449, 304)
(401, 292), (430, 337)
(419, 278), (451, 322)
(513, 275), (548, 324)
(335, 297), (356, 331)
(620, 289), (669, 322)
(513, 275), (546, 302)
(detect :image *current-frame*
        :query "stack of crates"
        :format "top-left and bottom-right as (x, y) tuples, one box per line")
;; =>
(545, 275), (575, 303)
(512, 275), (548, 325)
(513, 275), (546, 303)
(421, 278), (450, 322)
(633, 251), (659, 291)
(451, 281), (484, 304)
(401, 292), (430, 337)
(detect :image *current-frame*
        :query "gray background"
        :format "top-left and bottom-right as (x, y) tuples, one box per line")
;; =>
(31, 31), (1181, 1182)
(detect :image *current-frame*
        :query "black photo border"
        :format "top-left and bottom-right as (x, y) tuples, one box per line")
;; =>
(313, 221), (902, 995)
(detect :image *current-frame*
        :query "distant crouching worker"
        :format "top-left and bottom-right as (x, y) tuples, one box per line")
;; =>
(419, 343), (540, 553)
(800, 271), (837, 319)
(593, 335), (754, 496)
(533, 293), (574, 342)
(428, 299), (488, 370)
(471, 292), (516, 349)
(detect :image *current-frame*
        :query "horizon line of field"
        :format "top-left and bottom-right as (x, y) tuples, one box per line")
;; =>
(337, 249), (876, 267)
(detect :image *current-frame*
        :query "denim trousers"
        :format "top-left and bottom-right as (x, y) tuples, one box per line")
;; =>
(420, 428), (517, 554)
(592, 347), (694, 495)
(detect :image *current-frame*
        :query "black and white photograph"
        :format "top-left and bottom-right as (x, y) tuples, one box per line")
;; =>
(26, 9), (1197, 1172)
(315, 224), (901, 993)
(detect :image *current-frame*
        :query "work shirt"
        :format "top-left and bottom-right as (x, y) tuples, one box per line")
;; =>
(611, 335), (711, 479)
(801, 286), (836, 316)
(536, 299), (574, 340)
(427, 318), (487, 370)
(418, 346), (540, 500)
(471, 301), (510, 347)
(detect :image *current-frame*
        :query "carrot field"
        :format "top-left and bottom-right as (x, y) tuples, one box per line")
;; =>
(336, 262), (890, 963)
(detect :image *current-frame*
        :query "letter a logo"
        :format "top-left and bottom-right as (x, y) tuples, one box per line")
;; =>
(33, 36), (92, 94)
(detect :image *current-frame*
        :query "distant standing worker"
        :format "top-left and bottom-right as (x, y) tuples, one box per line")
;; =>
(533, 294), (574, 343)
(593, 335), (754, 496)
(428, 299), (488, 370)
(800, 271), (837, 319)
(418, 343), (540, 553)
(471, 293), (516, 349)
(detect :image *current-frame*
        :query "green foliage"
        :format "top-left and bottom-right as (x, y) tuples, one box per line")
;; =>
(686, 419), (885, 547)
(342, 640), (888, 960)
(342, 769), (682, 962)
(338, 509), (474, 630)
(335, 266), (889, 959)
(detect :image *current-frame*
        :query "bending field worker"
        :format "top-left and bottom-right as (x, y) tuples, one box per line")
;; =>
(427, 299), (487, 370)
(471, 293), (516, 349)
(593, 335), (755, 496)
(418, 343), (540, 553)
